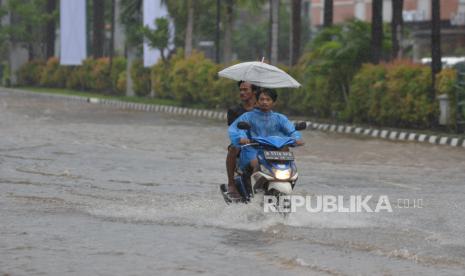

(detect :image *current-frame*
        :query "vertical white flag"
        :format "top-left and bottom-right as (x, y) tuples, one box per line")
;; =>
(60, 0), (86, 65)
(143, 0), (169, 67)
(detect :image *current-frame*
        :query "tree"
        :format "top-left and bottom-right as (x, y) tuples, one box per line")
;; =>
(141, 17), (170, 62)
(295, 20), (390, 117)
(431, 0), (441, 100)
(391, 0), (403, 60)
(184, 0), (194, 57)
(93, 0), (105, 58)
(371, 0), (383, 64)
(290, 0), (301, 65)
(215, 0), (220, 63)
(323, 0), (333, 27)
(223, 0), (234, 62)
(120, 0), (143, 47)
(45, 0), (56, 58)
(0, 0), (52, 60)
(270, 0), (279, 64)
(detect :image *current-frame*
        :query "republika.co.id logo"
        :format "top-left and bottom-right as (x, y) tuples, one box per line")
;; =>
(263, 195), (423, 213)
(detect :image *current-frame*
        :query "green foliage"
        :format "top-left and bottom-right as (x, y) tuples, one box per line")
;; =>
(39, 57), (70, 88)
(150, 49), (237, 108)
(168, 51), (217, 105)
(344, 63), (387, 124)
(110, 57), (127, 95)
(163, 0), (217, 48)
(284, 20), (391, 119)
(141, 17), (170, 61)
(120, 0), (143, 46)
(92, 58), (112, 92)
(436, 68), (458, 125)
(16, 60), (45, 86)
(232, 20), (268, 61)
(346, 60), (437, 128)
(116, 71), (127, 95)
(67, 58), (96, 91)
(18, 56), (126, 95)
(130, 59), (151, 97)
(0, 0), (56, 58)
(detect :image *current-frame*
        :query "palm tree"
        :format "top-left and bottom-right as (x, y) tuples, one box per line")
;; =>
(223, 0), (234, 63)
(184, 0), (194, 57)
(431, 0), (441, 99)
(215, 0), (220, 63)
(93, 0), (105, 58)
(371, 0), (383, 64)
(323, 0), (333, 27)
(270, 0), (279, 64)
(391, 0), (403, 59)
(45, 0), (56, 58)
(290, 0), (301, 65)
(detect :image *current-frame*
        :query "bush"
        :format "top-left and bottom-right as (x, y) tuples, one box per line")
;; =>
(436, 68), (457, 125)
(110, 57), (127, 95)
(130, 59), (151, 97)
(344, 63), (387, 124)
(40, 57), (70, 88)
(346, 60), (437, 128)
(116, 71), (127, 95)
(92, 57), (112, 92)
(151, 58), (174, 100)
(17, 60), (45, 86)
(65, 58), (96, 91)
(283, 20), (391, 119)
(169, 51), (216, 106)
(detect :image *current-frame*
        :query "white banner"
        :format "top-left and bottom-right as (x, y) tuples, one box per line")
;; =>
(60, 0), (86, 65)
(143, 0), (169, 67)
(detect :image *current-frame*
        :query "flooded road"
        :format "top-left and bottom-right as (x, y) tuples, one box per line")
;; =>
(1, 89), (465, 275)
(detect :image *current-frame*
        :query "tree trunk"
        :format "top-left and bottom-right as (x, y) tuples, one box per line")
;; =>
(290, 0), (301, 65)
(93, 0), (105, 58)
(371, 0), (383, 64)
(323, 0), (333, 27)
(431, 0), (441, 99)
(223, 0), (234, 63)
(270, 0), (279, 65)
(215, 0), (221, 63)
(268, 0), (272, 61)
(184, 0), (194, 58)
(45, 0), (56, 59)
(391, 0), (403, 60)
(109, 0), (115, 92)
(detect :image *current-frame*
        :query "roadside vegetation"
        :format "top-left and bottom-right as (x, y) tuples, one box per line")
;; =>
(15, 20), (460, 131)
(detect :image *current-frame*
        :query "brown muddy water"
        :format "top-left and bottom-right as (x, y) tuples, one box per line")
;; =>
(1, 89), (465, 275)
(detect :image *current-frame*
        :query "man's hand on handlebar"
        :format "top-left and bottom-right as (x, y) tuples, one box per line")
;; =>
(295, 139), (305, 146)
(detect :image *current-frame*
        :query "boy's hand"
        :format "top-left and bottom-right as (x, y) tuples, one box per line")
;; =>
(239, 138), (251, 144)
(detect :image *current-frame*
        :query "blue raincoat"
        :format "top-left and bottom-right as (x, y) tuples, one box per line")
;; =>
(228, 108), (302, 169)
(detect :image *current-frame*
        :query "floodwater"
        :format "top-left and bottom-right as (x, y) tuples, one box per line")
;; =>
(1, 89), (465, 276)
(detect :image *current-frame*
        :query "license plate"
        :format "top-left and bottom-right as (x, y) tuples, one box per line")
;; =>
(264, 151), (294, 161)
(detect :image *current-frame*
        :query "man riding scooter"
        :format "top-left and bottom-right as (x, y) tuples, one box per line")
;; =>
(225, 81), (257, 198)
(226, 88), (304, 201)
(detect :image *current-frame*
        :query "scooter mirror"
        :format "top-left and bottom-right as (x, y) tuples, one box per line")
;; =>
(294, 121), (307, 131)
(237, 121), (251, 130)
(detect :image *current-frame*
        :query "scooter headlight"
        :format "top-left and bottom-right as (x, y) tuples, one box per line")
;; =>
(274, 169), (291, 180)
(260, 164), (273, 176)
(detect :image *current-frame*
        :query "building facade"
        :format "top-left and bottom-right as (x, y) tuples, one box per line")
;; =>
(305, 0), (465, 61)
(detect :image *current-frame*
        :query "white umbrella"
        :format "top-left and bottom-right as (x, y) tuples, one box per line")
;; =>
(218, 61), (301, 88)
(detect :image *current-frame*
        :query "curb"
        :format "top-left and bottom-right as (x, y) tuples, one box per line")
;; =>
(304, 121), (465, 148)
(3, 88), (465, 149)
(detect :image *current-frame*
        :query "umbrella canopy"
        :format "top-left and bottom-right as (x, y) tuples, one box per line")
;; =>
(218, 61), (301, 89)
